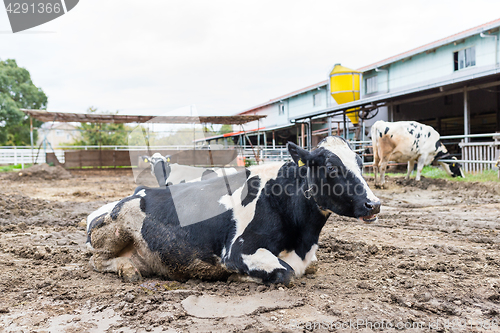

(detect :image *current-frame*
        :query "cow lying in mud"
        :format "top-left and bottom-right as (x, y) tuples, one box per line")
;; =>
(140, 153), (238, 187)
(86, 137), (380, 285)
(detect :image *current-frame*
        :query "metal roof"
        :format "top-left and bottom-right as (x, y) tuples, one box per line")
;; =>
(21, 109), (266, 125)
(237, 80), (328, 115)
(292, 66), (500, 122)
(357, 18), (500, 72)
(194, 123), (296, 142)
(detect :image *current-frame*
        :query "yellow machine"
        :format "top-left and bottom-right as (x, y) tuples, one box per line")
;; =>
(329, 64), (361, 125)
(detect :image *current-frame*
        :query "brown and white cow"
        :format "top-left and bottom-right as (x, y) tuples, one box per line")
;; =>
(371, 120), (464, 186)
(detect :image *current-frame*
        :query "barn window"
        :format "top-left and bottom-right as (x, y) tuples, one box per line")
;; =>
(454, 46), (476, 71)
(313, 93), (322, 106)
(365, 76), (378, 94)
(278, 103), (285, 115)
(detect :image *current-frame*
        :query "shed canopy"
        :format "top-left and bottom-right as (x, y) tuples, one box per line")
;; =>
(21, 109), (266, 125)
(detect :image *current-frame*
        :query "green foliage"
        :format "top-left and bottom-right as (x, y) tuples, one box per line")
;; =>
(0, 59), (47, 146)
(219, 124), (233, 134)
(244, 158), (257, 167)
(71, 107), (131, 146)
(0, 163), (32, 172)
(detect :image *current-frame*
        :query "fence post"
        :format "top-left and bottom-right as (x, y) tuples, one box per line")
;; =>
(14, 146), (17, 165)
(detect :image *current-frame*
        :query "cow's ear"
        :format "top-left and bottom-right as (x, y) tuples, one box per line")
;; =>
(287, 142), (311, 167)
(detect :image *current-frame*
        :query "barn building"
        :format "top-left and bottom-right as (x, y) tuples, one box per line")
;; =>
(226, 18), (500, 156)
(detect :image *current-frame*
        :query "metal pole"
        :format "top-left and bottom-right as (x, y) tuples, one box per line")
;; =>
(343, 112), (347, 139)
(327, 116), (332, 136)
(308, 118), (312, 150)
(464, 86), (470, 143)
(301, 123), (305, 148)
(272, 131), (276, 149)
(30, 116), (34, 164)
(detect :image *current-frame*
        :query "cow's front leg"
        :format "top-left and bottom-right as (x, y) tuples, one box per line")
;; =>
(379, 159), (389, 187)
(226, 248), (295, 285)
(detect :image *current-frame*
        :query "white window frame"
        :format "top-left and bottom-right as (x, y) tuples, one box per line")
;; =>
(365, 76), (378, 94)
(279, 103), (285, 116)
(454, 46), (476, 71)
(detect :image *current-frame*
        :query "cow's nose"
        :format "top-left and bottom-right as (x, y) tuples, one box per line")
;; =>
(365, 201), (381, 214)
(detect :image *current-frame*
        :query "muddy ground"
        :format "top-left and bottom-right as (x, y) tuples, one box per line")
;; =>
(1, 167), (500, 332)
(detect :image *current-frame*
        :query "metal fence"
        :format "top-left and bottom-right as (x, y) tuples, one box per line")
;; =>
(1, 133), (499, 173)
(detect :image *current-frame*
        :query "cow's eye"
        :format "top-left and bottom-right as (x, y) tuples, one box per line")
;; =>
(327, 165), (337, 173)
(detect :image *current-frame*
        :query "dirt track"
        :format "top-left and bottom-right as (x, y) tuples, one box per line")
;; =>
(1, 168), (500, 332)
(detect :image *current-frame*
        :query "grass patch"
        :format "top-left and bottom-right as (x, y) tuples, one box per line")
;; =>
(365, 165), (499, 182)
(0, 164), (32, 173)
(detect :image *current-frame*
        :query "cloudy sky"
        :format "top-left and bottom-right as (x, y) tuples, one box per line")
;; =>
(1, 0), (500, 116)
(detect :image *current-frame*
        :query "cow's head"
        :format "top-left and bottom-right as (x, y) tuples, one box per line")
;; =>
(287, 137), (381, 223)
(149, 153), (172, 187)
(440, 156), (465, 178)
(435, 142), (465, 178)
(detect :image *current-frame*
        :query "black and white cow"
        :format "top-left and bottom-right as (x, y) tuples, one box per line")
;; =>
(140, 153), (238, 187)
(86, 137), (380, 285)
(371, 120), (464, 186)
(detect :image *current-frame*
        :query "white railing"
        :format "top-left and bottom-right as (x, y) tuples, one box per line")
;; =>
(240, 146), (290, 163)
(2, 134), (499, 173)
(459, 140), (500, 173)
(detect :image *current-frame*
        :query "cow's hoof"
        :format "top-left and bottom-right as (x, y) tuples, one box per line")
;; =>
(305, 261), (318, 275)
(119, 265), (142, 283)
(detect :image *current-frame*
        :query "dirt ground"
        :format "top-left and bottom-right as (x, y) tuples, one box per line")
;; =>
(1, 166), (500, 332)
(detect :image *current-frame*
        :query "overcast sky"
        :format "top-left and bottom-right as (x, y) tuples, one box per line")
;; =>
(1, 1), (500, 116)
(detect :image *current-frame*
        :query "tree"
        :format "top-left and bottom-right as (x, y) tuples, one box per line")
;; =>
(71, 107), (131, 146)
(0, 59), (48, 146)
(219, 124), (233, 135)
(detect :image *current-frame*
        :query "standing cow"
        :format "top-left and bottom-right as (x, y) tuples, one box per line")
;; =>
(86, 137), (380, 285)
(371, 120), (464, 187)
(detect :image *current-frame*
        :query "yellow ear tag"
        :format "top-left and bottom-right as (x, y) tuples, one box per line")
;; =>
(144, 159), (148, 163)
(452, 163), (455, 167)
(167, 158), (170, 162)
(298, 159), (305, 167)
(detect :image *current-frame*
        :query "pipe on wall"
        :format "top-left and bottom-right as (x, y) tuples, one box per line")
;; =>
(480, 32), (499, 67)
